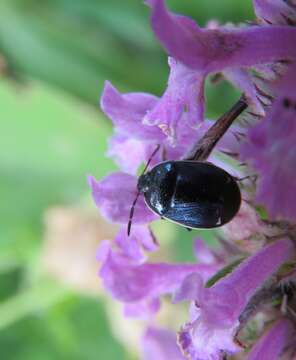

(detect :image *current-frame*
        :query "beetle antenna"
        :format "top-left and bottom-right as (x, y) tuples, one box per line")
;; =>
(127, 190), (140, 236)
(142, 144), (161, 174)
(127, 144), (161, 236)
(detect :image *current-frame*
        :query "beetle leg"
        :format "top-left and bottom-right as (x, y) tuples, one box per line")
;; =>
(235, 175), (257, 183)
(161, 146), (167, 162)
(242, 198), (252, 205)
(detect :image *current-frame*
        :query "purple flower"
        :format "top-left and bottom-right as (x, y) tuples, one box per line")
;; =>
(177, 238), (293, 359)
(143, 57), (205, 141)
(101, 79), (191, 166)
(145, 0), (296, 72)
(88, 173), (157, 225)
(220, 201), (269, 252)
(92, 77), (248, 228)
(98, 239), (221, 317)
(90, 1), (296, 359)
(193, 239), (219, 265)
(205, 20), (266, 116)
(142, 326), (185, 360)
(241, 62), (296, 221)
(124, 298), (161, 319)
(100, 80), (161, 141)
(253, 0), (296, 25)
(223, 68), (265, 116)
(114, 225), (159, 263)
(107, 134), (154, 175)
(101, 77), (244, 173)
(246, 318), (295, 360)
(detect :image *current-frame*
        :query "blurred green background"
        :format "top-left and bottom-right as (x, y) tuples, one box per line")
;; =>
(0, 1), (253, 359)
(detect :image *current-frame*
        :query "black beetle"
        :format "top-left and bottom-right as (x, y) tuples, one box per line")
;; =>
(127, 96), (247, 235)
(137, 160), (241, 229)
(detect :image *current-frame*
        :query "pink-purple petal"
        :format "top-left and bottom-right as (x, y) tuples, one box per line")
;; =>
(124, 298), (161, 319)
(107, 133), (154, 174)
(193, 238), (218, 265)
(208, 239), (293, 321)
(223, 68), (265, 116)
(144, 57), (205, 141)
(145, 0), (206, 71)
(179, 239), (294, 359)
(241, 62), (296, 221)
(147, 0), (296, 72)
(100, 81), (164, 140)
(114, 225), (158, 263)
(142, 327), (185, 360)
(246, 318), (296, 360)
(178, 316), (240, 360)
(100, 246), (219, 303)
(253, 0), (296, 25)
(172, 272), (204, 304)
(88, 173), (157, 225)
(221, 201), (267, 243)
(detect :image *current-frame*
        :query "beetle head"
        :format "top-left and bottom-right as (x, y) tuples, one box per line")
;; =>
(137, 173), (151, 193)
(127, 145), (160, 236)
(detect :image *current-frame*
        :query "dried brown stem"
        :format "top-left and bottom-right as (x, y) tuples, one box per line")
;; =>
(185, 96), (248, 161)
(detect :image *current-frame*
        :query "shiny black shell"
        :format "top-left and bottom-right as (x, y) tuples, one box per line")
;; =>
(138, 161), (241, 228)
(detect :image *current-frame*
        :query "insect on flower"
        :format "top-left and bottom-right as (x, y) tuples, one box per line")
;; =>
(127, 96), (248, 235)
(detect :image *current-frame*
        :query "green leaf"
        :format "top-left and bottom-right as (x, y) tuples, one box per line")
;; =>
(0, 79), (114, 263)
(206, 257), (245, 288)
(0, 280), (127, 360)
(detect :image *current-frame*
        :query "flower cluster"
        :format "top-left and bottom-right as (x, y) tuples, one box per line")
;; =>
(89, 0), (296, 359)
